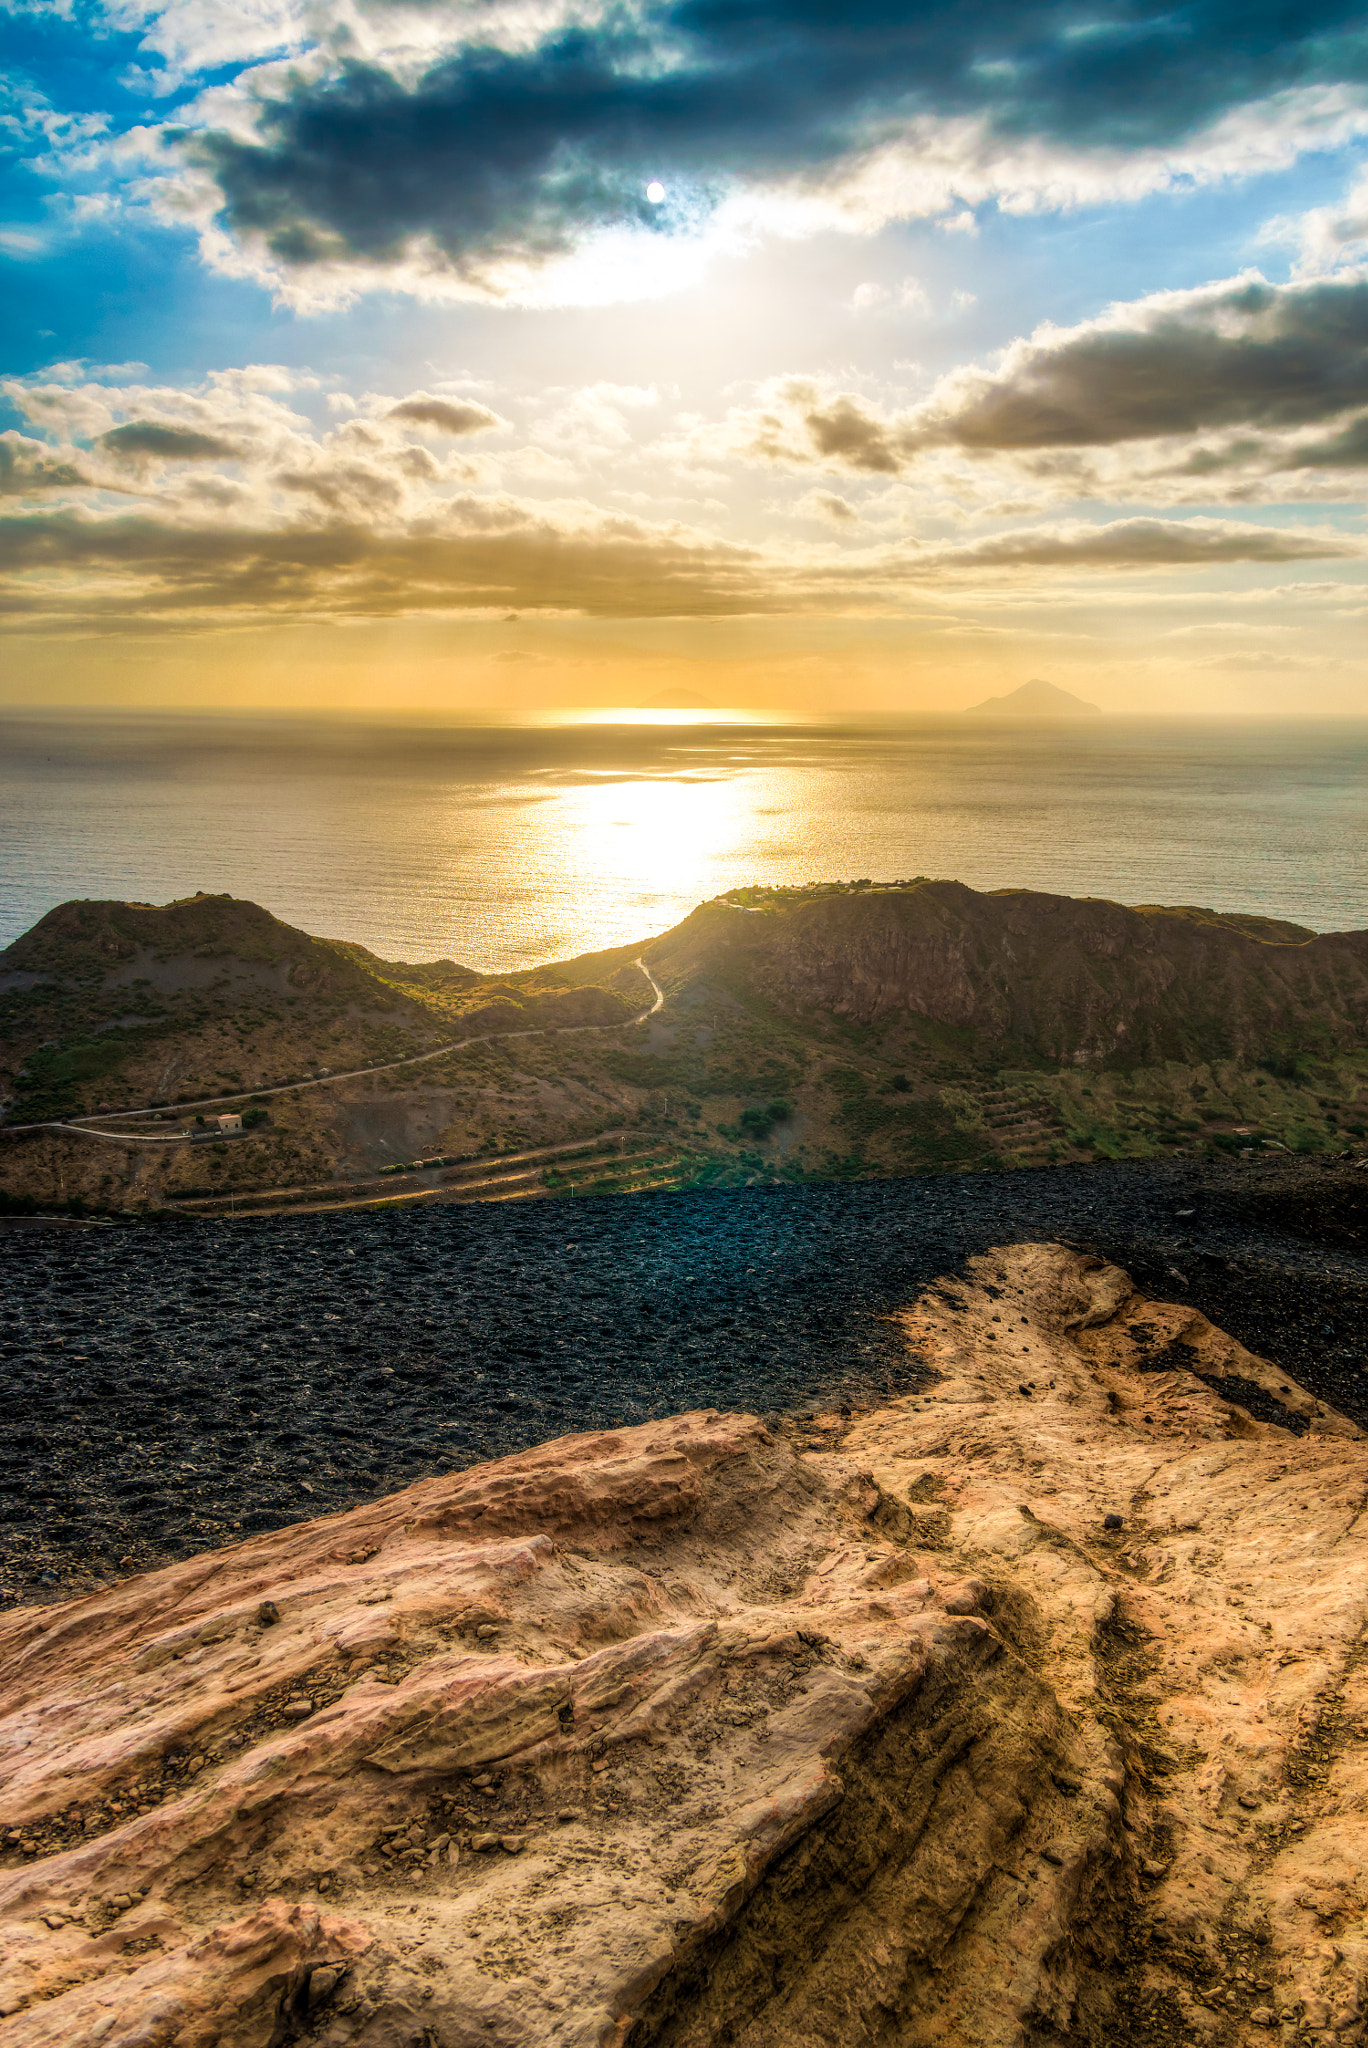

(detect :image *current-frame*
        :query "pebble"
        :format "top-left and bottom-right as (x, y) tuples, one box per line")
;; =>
(475, 1625), (498, 1640)
(282, 1698), (313, 1719)
(256, 1601), (280, 1627)
(1237, 1792), (1261, 1809)
(470, 1834), (500, 1853)
(556, 1808), (581, 1824)
(1103, 1514), (1124, 1531)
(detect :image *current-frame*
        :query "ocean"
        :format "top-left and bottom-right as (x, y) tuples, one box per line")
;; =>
(2, 712), (1365, 966)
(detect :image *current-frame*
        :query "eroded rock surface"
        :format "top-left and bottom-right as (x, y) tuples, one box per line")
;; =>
(2, 1244), (1366, 2047)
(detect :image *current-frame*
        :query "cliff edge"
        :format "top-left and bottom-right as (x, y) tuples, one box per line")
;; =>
(2, 1248), (1366, 2046)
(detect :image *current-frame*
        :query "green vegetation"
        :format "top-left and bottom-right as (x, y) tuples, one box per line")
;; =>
(717, 1096), (792, 1142)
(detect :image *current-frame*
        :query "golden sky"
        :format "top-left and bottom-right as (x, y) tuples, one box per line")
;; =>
(3, 0), (1367, 715)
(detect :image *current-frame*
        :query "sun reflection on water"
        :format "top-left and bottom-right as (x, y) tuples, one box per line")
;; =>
(5, 716), (1368, 968)
(558, 770), (758, 911)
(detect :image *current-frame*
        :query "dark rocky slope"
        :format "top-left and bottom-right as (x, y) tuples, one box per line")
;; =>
(649, 881), (1368, 1067)
(2, 1154), (1366, 1603)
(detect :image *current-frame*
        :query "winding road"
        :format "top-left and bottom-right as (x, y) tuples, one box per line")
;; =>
(2, 958), (665, 1146)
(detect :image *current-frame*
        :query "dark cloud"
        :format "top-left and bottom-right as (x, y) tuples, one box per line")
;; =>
(0, 506), (766, 624)
(801, 397), (902, 474)
(98, 421), (243, 462)
(384, 395), (507, 435)
(737, 276), (1368, 481)
(0, 500), (1353, 635)
(185, 2), (1368, 282)
(920, 276), (1368, 451)
(920, 516), (1363, 569)
(1278, 410), (1368, 469)
(0, 431), (87, 496)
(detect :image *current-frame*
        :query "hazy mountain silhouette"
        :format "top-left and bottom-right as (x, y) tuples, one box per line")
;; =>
(969, 679), (1101, 717)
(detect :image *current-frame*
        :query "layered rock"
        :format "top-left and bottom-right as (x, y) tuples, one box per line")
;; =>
(2, 1245), (1366, 2047)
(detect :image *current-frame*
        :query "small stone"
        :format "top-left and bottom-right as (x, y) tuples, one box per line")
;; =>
(109, 1892), (133, 1911)
(1237, 1792), (1260, 1810)
(282, 1698), (313, 1719)
(1039, 1846), (1066, 1866)
(475, 1624), (498, 1640)
(1017, 1385), (1032, 1398)
(256, 1600), (280, 1627)
(1102, 1514), (1123, 1531)
(1141, 1859), (1168, 1879)
(1249, 2009), (1275, 2027)
(307, 1966), (341, 2013)
(556, 1808), (581, 1824)
(500, 1836), (525, 1855)
(43, 1913), (68, 1929)
(471, 1833), (500, 1853)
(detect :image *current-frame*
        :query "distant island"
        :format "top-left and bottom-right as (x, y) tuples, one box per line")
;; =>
(969, 679), (1101, 718)
(2, 879), (1366, 1219)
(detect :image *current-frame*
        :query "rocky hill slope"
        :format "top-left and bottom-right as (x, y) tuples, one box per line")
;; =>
(1, 1244), (1364, 2046)
(651, 881), (1368, 1069)
(5, 882), (1368, 1216)
(0, 893), (644, 1129)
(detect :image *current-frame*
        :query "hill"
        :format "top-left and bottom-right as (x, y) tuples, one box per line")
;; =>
(3, 880), (1367, 1215)
(654, 880), (1363, 1068)
(968, 679), (1101, 716)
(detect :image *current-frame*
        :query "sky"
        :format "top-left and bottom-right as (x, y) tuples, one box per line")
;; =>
(2, 0), (1368, 716)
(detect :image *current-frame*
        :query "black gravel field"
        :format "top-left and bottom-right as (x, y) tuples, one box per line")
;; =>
(3, 1156), (1367, 1603)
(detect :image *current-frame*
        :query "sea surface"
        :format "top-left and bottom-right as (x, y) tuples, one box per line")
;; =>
(2, 712), (1366, 965)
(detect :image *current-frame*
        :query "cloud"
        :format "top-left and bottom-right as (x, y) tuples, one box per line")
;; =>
(1268, 164), (1368, 275)
(99, 421), (243, 462)
(915, 516), (1364, 572)
(793, 490), (860, 524)
(383, 394), (507, 435)
(0, 432), (89, 497)
(702, 272), (1368, 498)
(0, 501), (769, 627)
(1, 359), (1359, 633)
(141, 0), (1368, 302)
(910, 271), (1368, 452)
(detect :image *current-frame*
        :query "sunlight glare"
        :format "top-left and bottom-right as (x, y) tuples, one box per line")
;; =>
(563, 772), (746, 899)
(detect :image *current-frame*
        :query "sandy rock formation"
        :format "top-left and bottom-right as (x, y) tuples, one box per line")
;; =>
(2, 1244), (1366, 2047)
